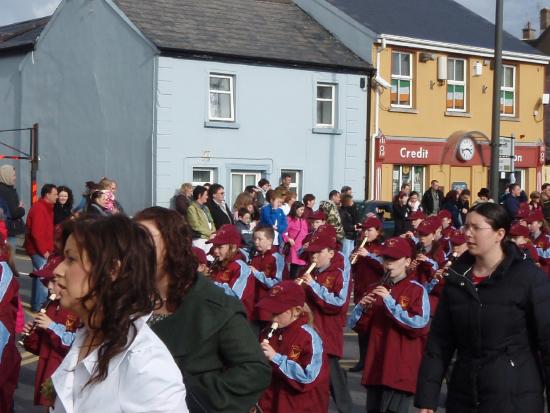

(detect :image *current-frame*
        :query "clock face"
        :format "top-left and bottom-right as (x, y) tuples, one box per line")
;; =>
(458, 138), (475, 161)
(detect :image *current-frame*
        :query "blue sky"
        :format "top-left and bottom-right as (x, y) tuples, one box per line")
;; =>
(0, 0), (547, 40)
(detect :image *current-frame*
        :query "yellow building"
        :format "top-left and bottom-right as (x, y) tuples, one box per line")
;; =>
(297, 0), (550, 200)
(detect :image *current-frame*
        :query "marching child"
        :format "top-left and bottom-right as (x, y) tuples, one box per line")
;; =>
(348, 237), (430, 413)
(23, 255), (79, 408)
(249, 226), (285, 321)
(348, 216), (384, 373)
(437, 210), (455, 259)
(510, 223), (540, 264)
(257, 281), (329, 413)
(527, 210), (550, 276)
(260, 189), (288, 246)
(208, 224), (256, 319)
(297, 225), (353, 412)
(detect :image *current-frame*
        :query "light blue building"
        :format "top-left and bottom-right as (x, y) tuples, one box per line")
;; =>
(0, 0), (373, 212)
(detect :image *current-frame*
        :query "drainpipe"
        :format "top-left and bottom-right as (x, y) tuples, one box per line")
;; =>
(370, 38), (387, 200)
(364, 69), (375, 201)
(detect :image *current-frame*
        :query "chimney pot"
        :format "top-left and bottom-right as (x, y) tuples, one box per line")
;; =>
(523, 21), (536, 40)
(541, 8), (550, 32)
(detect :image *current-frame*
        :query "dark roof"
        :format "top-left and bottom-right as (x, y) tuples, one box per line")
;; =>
(326, 0), (544, 57)
(0, 16), (49, 54)
(113, 0), (371, 72)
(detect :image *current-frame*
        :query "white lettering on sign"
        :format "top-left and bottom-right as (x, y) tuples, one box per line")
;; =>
(400, 147), (429, 159)
(514, 155), (523, 163)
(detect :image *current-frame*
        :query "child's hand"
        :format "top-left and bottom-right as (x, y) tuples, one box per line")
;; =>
(249, 266), (258, 273)
(416, 254), (427, 262)
(288, 238), (295, 246)
(372, 285), (390, 299)
(22, 321), (34, 335)
(34, 313), (53, 330)
(357, 247), (368, 257)
(260, 342), (277, 361)
(359, 293), (376, 307)
(301, 272), (314, 285)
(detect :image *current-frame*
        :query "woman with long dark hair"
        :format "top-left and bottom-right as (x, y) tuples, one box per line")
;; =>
(415, 203), (550, 413)
(134, 207), (271, 413)
(51, 215), (187, 412)
(54, 185), (74, 225)
(392, 191), (411, 236)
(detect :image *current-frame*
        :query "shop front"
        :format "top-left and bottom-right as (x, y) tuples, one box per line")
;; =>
(374, 133), (544, 201)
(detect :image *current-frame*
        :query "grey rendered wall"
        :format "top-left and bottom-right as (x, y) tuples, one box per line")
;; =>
(17, 0), (156, 213)
(294, 0), (377, 64)
(155, 57), (367, 207)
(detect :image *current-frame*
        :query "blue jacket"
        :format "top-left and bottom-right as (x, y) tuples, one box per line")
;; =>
(503, 194), (520, 218)
(259, 205), (287, 245)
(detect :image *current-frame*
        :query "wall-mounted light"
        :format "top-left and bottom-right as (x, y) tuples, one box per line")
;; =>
(473, 61), (482, 76)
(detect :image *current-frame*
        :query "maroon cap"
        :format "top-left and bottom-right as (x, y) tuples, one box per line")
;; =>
(32, 255), (63, 286)
(516, 204), (531, 219)
(256, 281), (305, 314)
(417, 219), (437, 236)
(510, 223), (530, 237)
(381, 237), (412, 259)
(429, 216), (443, 229)
(191, 247), (208, 265)
(310, 210), (327, 221)
(526, 209), (545, 224)
(206, 224), (242, 246)
(450, 231), (467, 246)
(360, 216), (382, 230)
(438, 210), (452, 220)
(305, 224), (337, 252)
(410, 210), (426, 221)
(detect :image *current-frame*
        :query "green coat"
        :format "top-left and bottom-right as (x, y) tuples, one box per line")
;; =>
(186, 202), (215, 239)
(152, 274), (271, 413)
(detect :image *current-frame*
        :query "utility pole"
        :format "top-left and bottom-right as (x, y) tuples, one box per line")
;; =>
(490, 0), (504, 201)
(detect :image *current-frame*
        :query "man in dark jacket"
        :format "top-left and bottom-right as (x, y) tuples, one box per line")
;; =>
(503, 183), (522, 218)
(421, 180), (444, 216)
(206, 184), (234, 229)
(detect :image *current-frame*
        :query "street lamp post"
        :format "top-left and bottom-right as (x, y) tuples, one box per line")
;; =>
(490, 0), (504, 201)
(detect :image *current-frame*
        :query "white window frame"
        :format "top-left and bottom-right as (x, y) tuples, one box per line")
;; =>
(208, 73), (235, 122)
(392, 165), (425, 195)
(280, 169), (302, 198)
(230, 171), (262, 206)
(192, 168), (215, 187)
(316, 83), (336, 128)
(500, 65), (516, 117)
(447, 58), (467, 112)
(391, 51), (413, 108)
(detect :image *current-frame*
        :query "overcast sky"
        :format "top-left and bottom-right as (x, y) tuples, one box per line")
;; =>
(0, 0), (549, 40)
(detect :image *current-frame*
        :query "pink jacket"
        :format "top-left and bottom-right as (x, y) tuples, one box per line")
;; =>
(284, 217), (308, 265)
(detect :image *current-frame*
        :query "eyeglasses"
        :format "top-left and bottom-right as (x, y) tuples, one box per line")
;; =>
(463, 224), (493, 233)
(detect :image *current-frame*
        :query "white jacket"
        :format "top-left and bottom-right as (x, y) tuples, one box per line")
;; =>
(51, 315), (188, 413)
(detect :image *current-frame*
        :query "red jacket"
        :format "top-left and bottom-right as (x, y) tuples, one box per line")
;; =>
(23, 301), (79, 406)
(210, 257), (256, 319)
(0, 262), (21, 413)
(351, 240), (384, 304)
(24, 198), (55, 257)
(348, 273), (429, 393)
(259, 316), (329, 413)
(301, 259), (349, 358)
(531, 232), (550, 277)
(251, 248), (285, 321)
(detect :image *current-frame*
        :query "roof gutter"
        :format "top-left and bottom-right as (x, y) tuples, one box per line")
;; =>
(0, 43), (34, 56)
(378, 34), (550, 65)
(159, 47), (375, 75)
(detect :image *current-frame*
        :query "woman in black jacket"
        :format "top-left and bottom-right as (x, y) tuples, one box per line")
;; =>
(0, 165), (25, 248)
(415, 203), (550, 413)
(442, 190), (462, 228)
(392, 191), (411, 236)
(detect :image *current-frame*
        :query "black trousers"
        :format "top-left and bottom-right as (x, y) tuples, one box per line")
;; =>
(329, 356), (353, 413)
(366, 386), (412, 413)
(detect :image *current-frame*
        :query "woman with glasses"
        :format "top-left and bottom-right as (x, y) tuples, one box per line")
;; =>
(415, 202), (550, 413)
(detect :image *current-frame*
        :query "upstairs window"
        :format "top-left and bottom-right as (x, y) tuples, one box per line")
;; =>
(209, 74), (235, 121)
(500, 65), (516, 116)
(447, 58), (466, 111)
(316, 83), (336, 127)
(391, 52), (413, 107)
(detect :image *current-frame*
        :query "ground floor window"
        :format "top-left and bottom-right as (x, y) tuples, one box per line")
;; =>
(192, 168), (216, 187)
(231, 171), (262, 206)
(392, 165), (425, 195)
(280, 169), (302, 198)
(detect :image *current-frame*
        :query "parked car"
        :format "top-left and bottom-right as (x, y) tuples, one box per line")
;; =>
(354, 200), (394, 238)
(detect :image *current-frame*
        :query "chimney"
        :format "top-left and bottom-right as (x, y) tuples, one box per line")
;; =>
(541, 8), (550, 32)
(523, 21), (536, 40)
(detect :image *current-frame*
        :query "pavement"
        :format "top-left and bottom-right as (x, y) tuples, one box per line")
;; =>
(11, 251), (444, 413)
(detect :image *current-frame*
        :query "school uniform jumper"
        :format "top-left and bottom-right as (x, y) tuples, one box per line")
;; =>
(250, 248), (285, 321)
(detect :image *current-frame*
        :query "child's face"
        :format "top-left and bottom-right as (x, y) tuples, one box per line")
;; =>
(240, 213), (251, 224)
(272, 308), (296, 328)
(420, 233), (435, 247)
(307, 200), (315, 208)
(365, 227), (380, 242)
(197, 263), (210, 275)
(442, 218), (451, 229)
(312, 248), (334, 268)
(511, 235), (528, 245)
(254, 231), (273, 253)
(412, 219), (422, 229)
(312, 219), (325, 230)
(528, 221), (542, 234)
(212, 244), (232, 261)
(295, 207), (305, 218)
(270, 197), (283, 209)
(383, 256), (411, 279)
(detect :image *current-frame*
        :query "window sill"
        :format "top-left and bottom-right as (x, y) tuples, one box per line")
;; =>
(389, 107), (418, 114)
(500, 116), (519, 122)
(204, 121), (240, 129)
(445, 111), (471, 118)
(312, 127), (343, 135)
